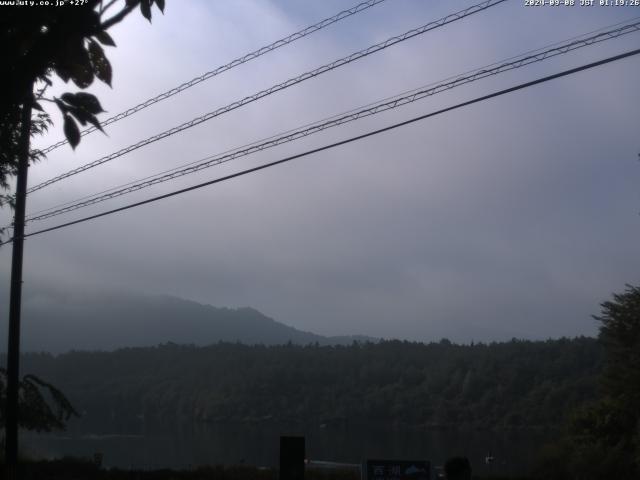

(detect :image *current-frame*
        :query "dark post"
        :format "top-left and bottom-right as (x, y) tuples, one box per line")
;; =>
(280, 436), (305, 480)
(5, 84), (33, 478)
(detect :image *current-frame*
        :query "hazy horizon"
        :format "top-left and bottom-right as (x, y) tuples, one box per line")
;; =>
(0, 283), (603, 352)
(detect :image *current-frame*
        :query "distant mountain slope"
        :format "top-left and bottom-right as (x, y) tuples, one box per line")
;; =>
(5, 291), (374, 353)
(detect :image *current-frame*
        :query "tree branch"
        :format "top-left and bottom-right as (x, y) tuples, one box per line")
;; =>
(100, 0), (120, 16)
(101, 3), (137, 30)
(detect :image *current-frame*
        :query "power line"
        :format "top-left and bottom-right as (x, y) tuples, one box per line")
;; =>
(24, 19), (640, 223)
(26, 0), (506, 195)
(2, 47), (636, 246)
(38, 0), (390, 155)
(28, 14), (640, 221)
(19, 16), (639, 227)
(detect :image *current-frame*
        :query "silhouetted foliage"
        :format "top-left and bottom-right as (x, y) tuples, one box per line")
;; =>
(0, 0), (165, 438)
(534, 285), (640, 479)
(0, 368), (78, 433)
(0, 0), (165, 236)
(17, 459), (362, 480)
(596, 285), (640, 411)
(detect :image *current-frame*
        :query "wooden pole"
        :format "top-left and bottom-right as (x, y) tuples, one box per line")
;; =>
(5, 82), (33, 479)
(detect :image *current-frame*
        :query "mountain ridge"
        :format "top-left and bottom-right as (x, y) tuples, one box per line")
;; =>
(0, 290), (376, 353)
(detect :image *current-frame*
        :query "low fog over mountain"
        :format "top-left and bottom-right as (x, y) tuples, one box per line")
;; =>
(0, 289), (374, 353)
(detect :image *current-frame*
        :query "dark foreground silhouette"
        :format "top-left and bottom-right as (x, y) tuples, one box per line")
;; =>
(4, 458), (531, 480)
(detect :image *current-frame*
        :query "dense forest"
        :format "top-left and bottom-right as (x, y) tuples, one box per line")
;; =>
(17, 337), (601, 430)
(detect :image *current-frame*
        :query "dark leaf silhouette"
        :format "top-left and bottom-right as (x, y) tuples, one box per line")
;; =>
(140, 0), (152, 21)
(95, 30), (116, 47)
(70, 109), (89, 126)
(63, 115), (80, 149)
(84, 113), (104, 133)
(88, 40), (112, 87)
(67, 108), (104, 133)
(54, 66), (71, 84)
(64, 39), (95, 88)
(61, 92), (104, 114)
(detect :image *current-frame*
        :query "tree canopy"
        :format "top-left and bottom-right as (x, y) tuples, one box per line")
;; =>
(0, 0), (165, 235)
(596, 284), (640, 410)
(18, 337), (602, 430)
(0, 0), (165, 437)
(536, 285), (640, 479)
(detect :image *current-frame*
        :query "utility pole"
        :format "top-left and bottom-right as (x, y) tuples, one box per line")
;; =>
(5, 83), (33, 479)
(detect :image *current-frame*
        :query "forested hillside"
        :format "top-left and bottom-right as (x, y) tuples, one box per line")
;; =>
(19, 337), (601, 430)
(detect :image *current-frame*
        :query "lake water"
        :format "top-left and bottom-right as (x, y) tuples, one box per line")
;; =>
(21, 420), (551, 477)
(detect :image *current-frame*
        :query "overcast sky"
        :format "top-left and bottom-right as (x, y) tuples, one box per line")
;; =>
(1, 0), (640, 343)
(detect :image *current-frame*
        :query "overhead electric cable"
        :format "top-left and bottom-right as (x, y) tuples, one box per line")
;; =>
(27, 0), (506, 195)
(39, 0), (390, 154)
(1, 47), (635, 247)
(32, 14), (639, 217)
(23, 19), (640, 223)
